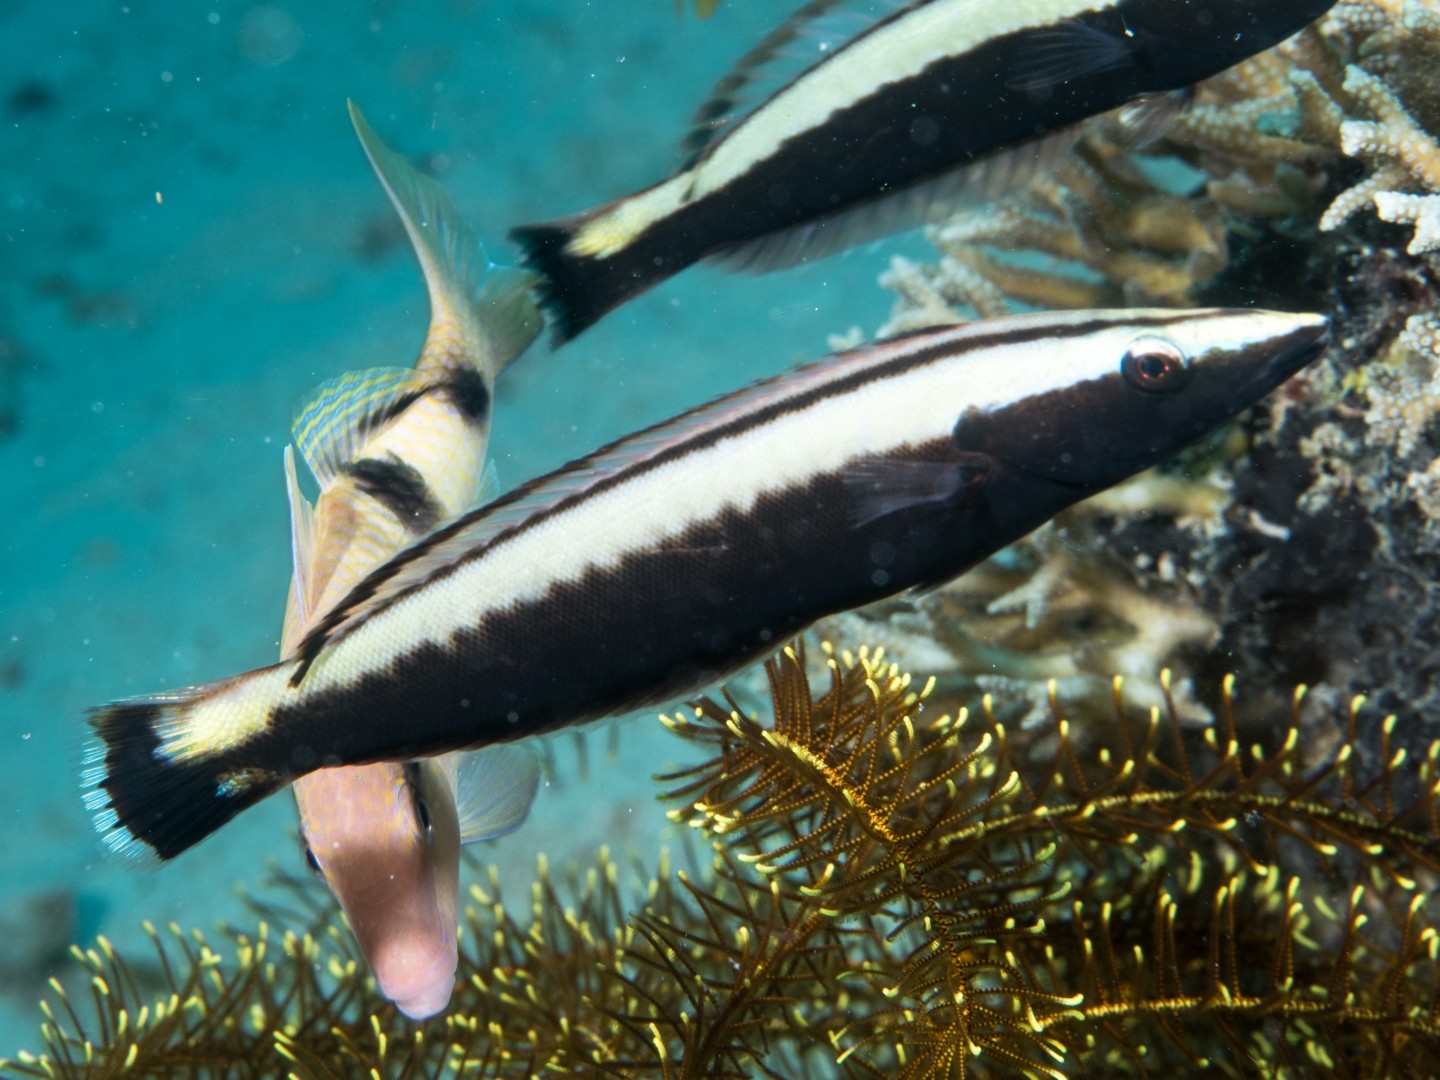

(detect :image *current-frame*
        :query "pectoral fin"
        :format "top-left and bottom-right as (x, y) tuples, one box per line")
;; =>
(1007, 19), (1142, 96)
(844, 453), (992, 529)
(454, 744), (541, 844)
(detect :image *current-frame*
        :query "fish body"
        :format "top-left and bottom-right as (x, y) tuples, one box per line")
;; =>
(84, 307), (1328, 864)
(281, 103), (543, 1019)
(513, 0), (1336, 341)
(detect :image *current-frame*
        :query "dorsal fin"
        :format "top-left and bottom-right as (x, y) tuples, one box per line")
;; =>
(291, 366), (434, 488)
(281, 444), (316, 639)
(348, 101), (542, 381)
(681, 0), (913, 165)
(290, 350), (859, 673)
(711, 126), (1082, 273)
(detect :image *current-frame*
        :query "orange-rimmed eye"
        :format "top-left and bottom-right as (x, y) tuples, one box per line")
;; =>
(1121, 337), (1188, 394)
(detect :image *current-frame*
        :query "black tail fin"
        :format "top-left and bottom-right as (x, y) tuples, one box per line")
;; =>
(510, 219), (659, 345)
(82, 695), (283, 866)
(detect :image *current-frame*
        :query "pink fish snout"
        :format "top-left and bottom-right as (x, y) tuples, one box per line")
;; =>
(375, 940), (458, 1020)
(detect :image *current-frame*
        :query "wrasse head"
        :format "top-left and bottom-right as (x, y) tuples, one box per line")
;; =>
(954, 308), (1328, 491)
(295, 760), (462, 1020)
(1114, 2), (1339, 65)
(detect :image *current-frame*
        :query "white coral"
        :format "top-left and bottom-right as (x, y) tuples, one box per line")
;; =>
(1375, 191), (1440, 253)
(1322, 63), (1440, 238)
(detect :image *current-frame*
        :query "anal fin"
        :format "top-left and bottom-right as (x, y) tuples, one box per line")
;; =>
(711, 128), (1082, 274)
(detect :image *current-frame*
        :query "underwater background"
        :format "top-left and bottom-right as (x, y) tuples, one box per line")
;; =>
(5, 0), (1440, 1075)
(0, 0), (902, 1054)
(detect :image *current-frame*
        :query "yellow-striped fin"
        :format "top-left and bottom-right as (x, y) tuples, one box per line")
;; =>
(291, 366), (432, 488)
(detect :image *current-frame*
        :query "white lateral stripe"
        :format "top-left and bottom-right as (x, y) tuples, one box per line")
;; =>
(159, 307), (1314, 762)
(302, 315), (1161, 692)
(577, 0), (1116, 251)
(700, 0), (1115, 198)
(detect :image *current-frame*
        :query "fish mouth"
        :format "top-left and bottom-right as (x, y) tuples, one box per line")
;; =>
(1251, 316), (1330, 396)
(391, 974), (457, 1020)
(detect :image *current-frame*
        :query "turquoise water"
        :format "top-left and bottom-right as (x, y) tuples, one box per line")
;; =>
(0, 0), (899, 1052)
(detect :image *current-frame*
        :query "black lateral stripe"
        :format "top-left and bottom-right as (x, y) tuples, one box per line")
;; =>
(516, 0), (1335, 339)
(342, 457), (444, 535)
(294, 309), (1232, 669)
(262, 439), (1082, 771)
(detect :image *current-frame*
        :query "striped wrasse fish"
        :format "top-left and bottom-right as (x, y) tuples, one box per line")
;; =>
(83, 307), (1328, 864)
(283, 103), (543, 1019)
(512, 0), (1337, 342)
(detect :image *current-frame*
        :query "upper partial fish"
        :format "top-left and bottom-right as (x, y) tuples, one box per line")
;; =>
(282, 102), (543, 1019)
(82, 306), (1327, 864)
(512, 0), (1338, 341)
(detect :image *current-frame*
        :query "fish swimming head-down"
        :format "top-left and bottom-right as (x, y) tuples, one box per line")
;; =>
(297, 761), (462, 1019)
(82, 307), (1328, 866)
(292, 747), (536, 1019)
(277, 103), (542, 1019)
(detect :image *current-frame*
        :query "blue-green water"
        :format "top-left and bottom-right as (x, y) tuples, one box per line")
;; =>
(0, 0), (899, 1052)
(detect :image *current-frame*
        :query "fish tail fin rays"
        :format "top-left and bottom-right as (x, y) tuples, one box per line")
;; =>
(81, 669), (295, 865)
(347, 100), (542, 379)
(508, 216), (644, 345)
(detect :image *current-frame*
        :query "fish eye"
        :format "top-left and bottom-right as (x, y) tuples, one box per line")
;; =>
(1121, 337), (1188, 395)
(403, 763), (434, 842)
(303, 846), (322, 874)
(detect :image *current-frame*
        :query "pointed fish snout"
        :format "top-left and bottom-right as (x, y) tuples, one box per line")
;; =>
(1253, 311), (1330, 394)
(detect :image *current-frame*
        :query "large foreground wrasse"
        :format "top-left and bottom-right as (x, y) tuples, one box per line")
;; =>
(83, 307), (1328, 863)
(512, 0), (1337, 341)
(284, 104), (543, 1019)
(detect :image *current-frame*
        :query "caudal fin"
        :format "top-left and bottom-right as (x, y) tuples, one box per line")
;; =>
(348, 101), (542, 377)
(509, 218), (658, 345)
(82, 684), (290, 866)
